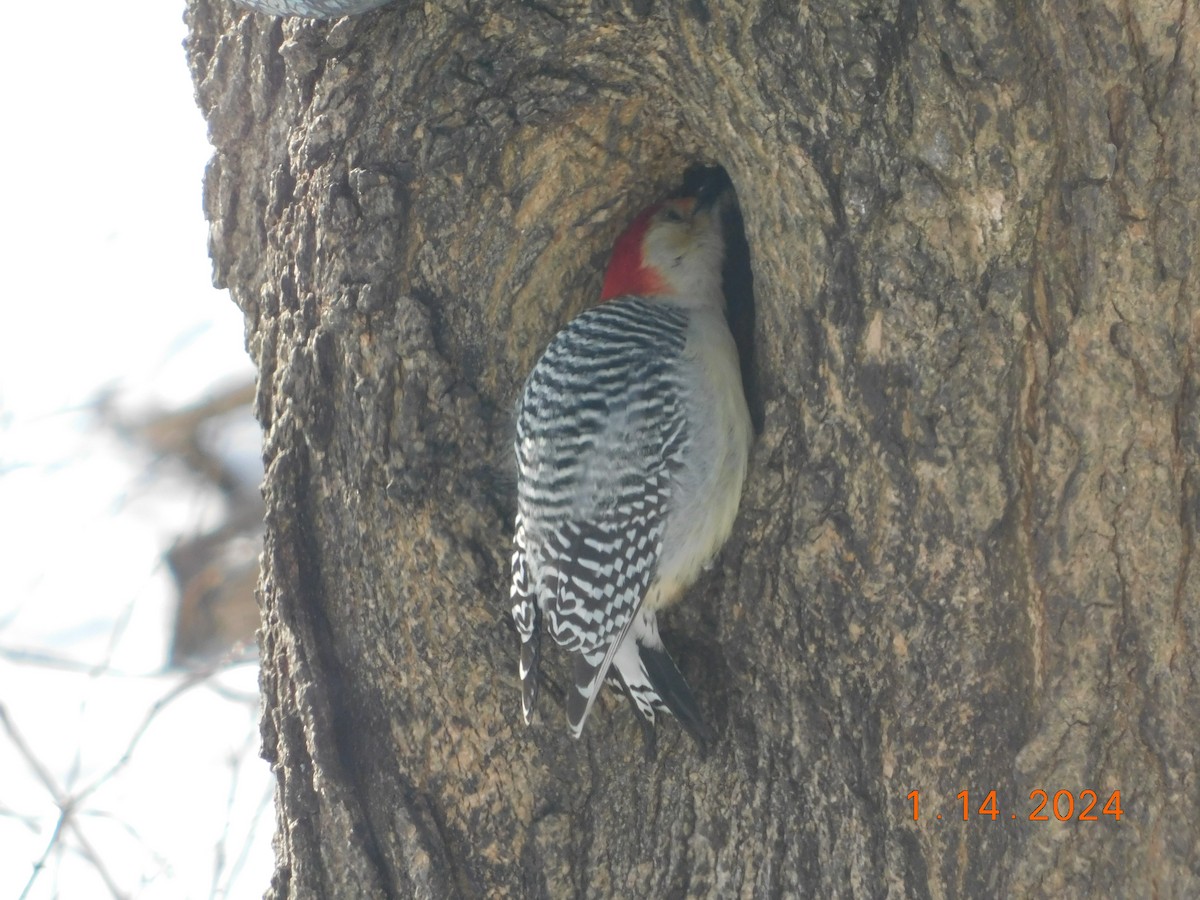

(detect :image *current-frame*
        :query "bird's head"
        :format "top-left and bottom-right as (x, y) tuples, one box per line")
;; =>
(599, 190), (726, 307)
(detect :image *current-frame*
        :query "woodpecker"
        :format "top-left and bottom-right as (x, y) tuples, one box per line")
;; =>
(510, 175), (752, 747)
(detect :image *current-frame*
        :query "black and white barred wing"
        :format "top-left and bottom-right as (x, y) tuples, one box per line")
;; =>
(510, 518), (541, 723)
(510, 299), (687, 735)
(511, 482), (669, 734)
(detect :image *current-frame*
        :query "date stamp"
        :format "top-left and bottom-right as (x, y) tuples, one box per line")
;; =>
(907, 789), (1123, 822)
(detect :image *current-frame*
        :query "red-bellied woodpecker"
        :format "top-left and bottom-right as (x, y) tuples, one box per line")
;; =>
(510, 175), (752, 747)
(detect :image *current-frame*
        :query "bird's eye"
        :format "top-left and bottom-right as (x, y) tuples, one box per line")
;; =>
(663, 207), (685, 223)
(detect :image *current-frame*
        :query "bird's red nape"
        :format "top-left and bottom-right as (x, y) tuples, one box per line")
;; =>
(600, 203), (669, 301)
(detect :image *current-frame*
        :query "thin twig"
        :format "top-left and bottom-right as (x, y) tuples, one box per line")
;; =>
(3, 703), (128, 899)
(20, 808), (69, 900)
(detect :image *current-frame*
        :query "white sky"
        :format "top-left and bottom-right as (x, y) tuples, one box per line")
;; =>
(0, 2), (273, 897)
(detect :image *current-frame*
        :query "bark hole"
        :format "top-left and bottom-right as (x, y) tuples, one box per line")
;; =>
(682, 164), (763, 434)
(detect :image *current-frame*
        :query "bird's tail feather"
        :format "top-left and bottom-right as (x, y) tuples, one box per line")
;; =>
(519, 620), (541, 723)
(638, 642), (714, 748)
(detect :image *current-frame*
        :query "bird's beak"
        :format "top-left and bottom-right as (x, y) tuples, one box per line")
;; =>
(692, 169), (732, 212)
(695, 184), (722, 212)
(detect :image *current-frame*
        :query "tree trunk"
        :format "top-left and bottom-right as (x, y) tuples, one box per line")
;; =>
(186, 0), (1198, 896)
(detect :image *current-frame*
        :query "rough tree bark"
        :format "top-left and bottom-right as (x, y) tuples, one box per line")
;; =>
(186, 0), (1197, 896)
